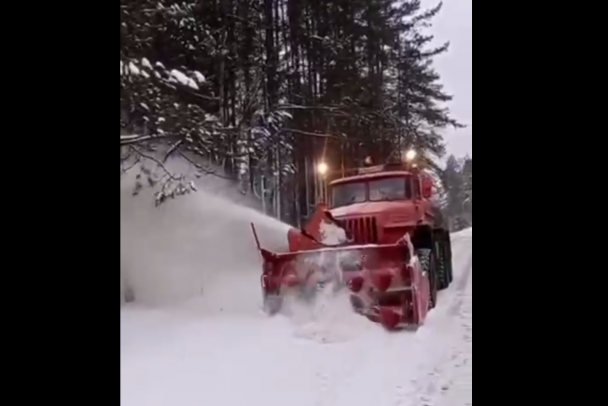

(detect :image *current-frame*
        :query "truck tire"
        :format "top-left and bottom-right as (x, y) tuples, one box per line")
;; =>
(445, 235), (454, 284)
(417, 248), (437, 309)
(434, 240), (450, 290)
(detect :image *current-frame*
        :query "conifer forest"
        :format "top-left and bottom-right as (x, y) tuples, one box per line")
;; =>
(120, 0), (472, 229)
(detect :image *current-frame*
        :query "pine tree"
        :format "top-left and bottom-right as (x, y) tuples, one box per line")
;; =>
(120, 0), (465, 222)
(441, 154), (472, 231)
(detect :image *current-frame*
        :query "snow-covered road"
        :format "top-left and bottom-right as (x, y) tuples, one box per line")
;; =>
(120, 224), (472, 406)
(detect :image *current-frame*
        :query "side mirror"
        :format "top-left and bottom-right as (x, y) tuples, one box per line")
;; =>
(421, 177), (433, 199)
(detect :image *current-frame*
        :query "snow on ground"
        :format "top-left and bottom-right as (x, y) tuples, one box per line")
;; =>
(451, 226), (472, 239)
(120, 170), (472, 406)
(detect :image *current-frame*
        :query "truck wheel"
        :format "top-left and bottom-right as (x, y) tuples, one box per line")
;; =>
(417, 248), (437, 309)
(445, 236), (454, 284)
(447, 259), (453, 284)
(434, 241), (449, 290)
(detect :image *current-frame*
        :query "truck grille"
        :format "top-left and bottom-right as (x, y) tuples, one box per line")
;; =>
(344, 217), (378, 244)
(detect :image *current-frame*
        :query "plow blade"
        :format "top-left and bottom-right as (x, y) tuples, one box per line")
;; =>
(251, 223), (431, 330)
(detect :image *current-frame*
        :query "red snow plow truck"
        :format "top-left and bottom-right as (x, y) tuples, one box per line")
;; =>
(251, 151), (453, 331)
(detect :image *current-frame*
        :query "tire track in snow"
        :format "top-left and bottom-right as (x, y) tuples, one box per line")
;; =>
(374, 236), (472, 406)
(316, 330), (420, 406)
(423, 272), (472, 406)
(318, 238), (473, 406)
(436, 287), (472, 406)
(412, 260), (472, 406)
(388, 247), (472, 406)
(285, 289), (379, 406)
(448, 254), (473, 316)
(311, 339), (373, 406)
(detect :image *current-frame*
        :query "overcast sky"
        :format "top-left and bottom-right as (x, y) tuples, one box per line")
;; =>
(426, 0), (472, 159)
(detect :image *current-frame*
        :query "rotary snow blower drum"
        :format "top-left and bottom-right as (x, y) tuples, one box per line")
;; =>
(251, 222), (433, 330)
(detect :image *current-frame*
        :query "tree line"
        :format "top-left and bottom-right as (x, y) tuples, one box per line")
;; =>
(120, 0), (464, 224)
(440, 154), (472, 231)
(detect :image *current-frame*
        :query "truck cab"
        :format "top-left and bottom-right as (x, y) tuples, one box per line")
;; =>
(319, 162), (453, 291)
(288, 160), (452, 291)
(324, 164), (437, 245)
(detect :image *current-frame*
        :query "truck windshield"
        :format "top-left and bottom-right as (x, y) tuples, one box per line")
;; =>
(331, 182), (366, 207)
(330, 176), (409, 208)
(369, 177), (407, 201)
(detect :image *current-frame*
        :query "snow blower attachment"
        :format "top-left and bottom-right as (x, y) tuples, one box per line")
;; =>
(251, 154), (453, 331)
(252, 222), (431, 330)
